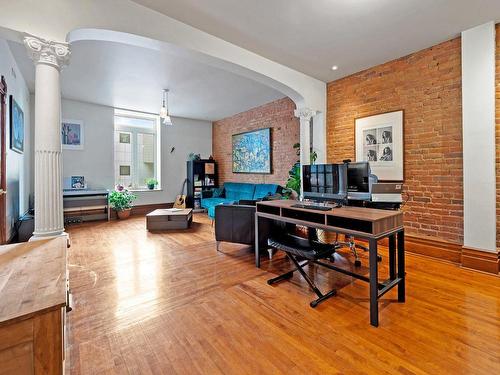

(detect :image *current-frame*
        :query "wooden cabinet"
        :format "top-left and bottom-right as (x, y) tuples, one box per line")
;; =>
(0, 238), (68, 374)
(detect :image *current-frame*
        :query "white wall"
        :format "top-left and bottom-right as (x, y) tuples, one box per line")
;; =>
(60, 99), (212, 205)
(61, 99), (114, 189)
(461, 22), (496, 252)
(0, 39), (31, 240)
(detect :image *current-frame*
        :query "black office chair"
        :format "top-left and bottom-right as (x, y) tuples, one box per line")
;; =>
(267, 233), (337, 307)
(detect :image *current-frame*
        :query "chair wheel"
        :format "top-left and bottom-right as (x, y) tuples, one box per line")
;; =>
(310, 301), (318, 308)
(377, 255), (382, 262)
(354, 260), (362, 267)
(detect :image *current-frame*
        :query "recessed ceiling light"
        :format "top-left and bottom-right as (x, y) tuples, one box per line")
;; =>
(331, 65), (338, 71)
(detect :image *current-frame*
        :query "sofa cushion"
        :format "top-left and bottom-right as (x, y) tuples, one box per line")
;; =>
(224, 182), (255, 201)
(201, 197), (228, 209)
(202, 197), (237, 219)
(253, 184), (279, 200)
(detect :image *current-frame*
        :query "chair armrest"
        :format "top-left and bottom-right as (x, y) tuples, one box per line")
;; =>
(238, 199), (258, 206)
(215, 204), (256, 245)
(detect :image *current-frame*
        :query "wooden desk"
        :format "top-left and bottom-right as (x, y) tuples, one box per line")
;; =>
(0, 238), (68, 374)
(255, 200), (405, 327)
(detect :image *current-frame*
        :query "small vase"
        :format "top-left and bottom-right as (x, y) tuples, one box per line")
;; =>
(147, 184), (155, 190)
(117, 208), (132, 219)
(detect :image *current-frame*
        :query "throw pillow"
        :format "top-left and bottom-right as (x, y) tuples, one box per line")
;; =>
(212, 187), (224, 198)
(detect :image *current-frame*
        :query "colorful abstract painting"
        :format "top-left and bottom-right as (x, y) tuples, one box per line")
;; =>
(232, 128), (271, 174)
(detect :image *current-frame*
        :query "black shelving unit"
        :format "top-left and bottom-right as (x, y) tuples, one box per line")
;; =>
(186, 159), (218, 211)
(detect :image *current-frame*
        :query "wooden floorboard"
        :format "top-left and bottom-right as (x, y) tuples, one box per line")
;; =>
(65, 214), (500, 374)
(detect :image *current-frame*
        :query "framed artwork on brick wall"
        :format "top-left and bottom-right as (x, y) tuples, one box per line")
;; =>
(232, 127), (272, 174)
(355, 110), (404, 181)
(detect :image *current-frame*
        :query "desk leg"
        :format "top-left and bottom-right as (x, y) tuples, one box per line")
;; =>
(397, 230), (405, 302)
(255, 214), (260, 268)
(369, 238), (379, 327)
(388, 235), (396, 280)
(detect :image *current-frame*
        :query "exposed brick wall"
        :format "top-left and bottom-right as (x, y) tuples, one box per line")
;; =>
(327, 38), (463, 244)
(212, 97), (299, 186)
(496, 24), (500, 248)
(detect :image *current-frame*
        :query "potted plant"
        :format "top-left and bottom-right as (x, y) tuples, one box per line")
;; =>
(109, 187), (137, 219)
(145, 178), (158, 190)
(283, 143), (318, 199)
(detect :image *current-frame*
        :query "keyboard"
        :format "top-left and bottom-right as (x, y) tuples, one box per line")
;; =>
(291, 203), (336, 211)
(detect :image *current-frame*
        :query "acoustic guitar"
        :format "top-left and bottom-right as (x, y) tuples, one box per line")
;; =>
(173, 194), (186, 209)
(173, 178), (187, 209)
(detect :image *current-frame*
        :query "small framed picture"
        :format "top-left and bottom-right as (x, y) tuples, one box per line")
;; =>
(71, 176), (85, 189)
(62, 119), (84, 150)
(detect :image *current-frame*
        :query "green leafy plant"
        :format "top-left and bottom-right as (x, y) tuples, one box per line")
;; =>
(292, 142), (318, 164)
(284, 143), (318, 198)
(145, 178), (158, 189)
(188, 152), (201, 161)
(285, 163), (301, 197)
(109, 190), (137, 211)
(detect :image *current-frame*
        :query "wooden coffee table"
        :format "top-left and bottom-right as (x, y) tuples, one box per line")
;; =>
(146, 208), (193, 230)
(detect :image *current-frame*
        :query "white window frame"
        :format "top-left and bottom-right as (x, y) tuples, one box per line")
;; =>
(114, 109), (161, 191)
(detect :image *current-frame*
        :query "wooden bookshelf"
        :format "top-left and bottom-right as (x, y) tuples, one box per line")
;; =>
(186, 159), (217, 209)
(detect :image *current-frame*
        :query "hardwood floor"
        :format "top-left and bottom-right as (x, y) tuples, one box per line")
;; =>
(66, 214), (500, 374)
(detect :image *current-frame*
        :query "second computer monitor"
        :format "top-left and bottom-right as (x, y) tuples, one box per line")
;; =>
(347, 162), (371, 200)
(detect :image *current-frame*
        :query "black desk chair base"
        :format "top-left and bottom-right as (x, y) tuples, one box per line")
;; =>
(335, 234), (382, 267)
(267, 236), (338, 308)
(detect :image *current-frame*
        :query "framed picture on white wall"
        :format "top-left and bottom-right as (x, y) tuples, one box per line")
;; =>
(62, 119), (84, 150)
(355, 110), (404, 181)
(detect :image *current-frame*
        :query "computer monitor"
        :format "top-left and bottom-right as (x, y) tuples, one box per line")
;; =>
(347, 162), (371, 200)
(302, 163), (347, 201)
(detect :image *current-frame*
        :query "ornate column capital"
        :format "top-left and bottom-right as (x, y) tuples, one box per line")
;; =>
(23, 33), (70, 70)
(294, 107), (317, 121)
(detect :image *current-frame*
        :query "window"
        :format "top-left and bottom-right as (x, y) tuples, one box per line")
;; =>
(114, 110), (161, 190)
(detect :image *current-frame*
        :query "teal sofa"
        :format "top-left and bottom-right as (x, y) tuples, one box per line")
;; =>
(202, 182), (280, 219)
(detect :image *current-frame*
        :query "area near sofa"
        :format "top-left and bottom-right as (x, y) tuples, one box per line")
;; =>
(201, 182), (280, 219)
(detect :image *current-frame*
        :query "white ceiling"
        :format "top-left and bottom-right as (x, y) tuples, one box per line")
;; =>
(132, 0), (500, 82)
(8, 39), (285, 121)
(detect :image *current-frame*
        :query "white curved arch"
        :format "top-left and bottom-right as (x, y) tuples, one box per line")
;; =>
(67, 28), (306, 108)
(0, 0), (327, 161)
(0, 0), (325, 112)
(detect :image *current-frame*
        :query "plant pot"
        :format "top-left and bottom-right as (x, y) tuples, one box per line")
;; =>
(147, 184), (155, 190)
(116, 208), (132, 219)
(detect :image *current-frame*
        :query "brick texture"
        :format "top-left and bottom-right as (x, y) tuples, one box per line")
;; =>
(327, 38), (463, 244)
(212, 97), (299, 186)
(496, 24), (500, 248)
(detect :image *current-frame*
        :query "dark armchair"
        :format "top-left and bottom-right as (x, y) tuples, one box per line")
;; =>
(214, 203), (272, 254)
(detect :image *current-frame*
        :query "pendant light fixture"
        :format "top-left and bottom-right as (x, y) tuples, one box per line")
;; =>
(159, 89), (172, 125)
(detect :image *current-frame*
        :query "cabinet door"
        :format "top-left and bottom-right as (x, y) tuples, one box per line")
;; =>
(0, 319), (34, 375)
(0, 342), (34, 375)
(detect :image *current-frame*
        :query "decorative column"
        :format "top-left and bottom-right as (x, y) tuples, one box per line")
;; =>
(24, 34), (70, 239)
(294, 107), (318, 199)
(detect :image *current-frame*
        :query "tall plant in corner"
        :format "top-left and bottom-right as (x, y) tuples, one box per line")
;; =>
(284, 143), (317, 199)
